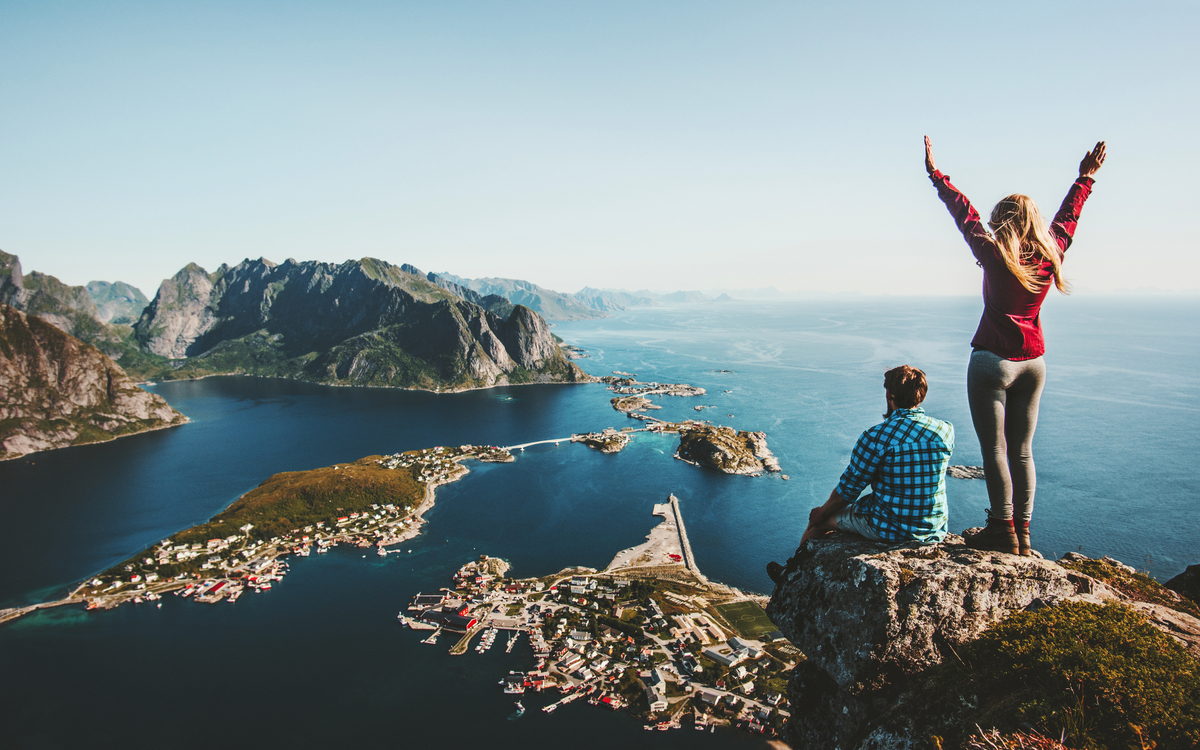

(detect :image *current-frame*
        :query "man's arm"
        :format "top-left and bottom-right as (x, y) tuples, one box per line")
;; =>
(800, 488), (848, 544)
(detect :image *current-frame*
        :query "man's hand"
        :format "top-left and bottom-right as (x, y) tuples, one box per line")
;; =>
(1079, 141), (1106, 179)
(800, 520), (827, 545)
(924, 135), (937, 175)
(801, 489), (848, 544)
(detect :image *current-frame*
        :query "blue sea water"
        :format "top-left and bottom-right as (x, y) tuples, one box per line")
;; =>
(0, 297), (1197, 749)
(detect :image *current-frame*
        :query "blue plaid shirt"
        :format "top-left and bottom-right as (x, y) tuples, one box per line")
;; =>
(835, 407), (955, 543)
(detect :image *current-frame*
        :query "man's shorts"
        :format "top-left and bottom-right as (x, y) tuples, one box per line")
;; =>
(834, 505), (887, 542)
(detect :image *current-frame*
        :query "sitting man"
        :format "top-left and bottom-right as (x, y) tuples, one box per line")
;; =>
(768, 365), (954, 583)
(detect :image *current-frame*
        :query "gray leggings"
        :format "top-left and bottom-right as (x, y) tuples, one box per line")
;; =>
(967, 349), (1046, 523)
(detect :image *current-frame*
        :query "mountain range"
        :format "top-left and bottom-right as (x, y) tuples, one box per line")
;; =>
(132, 257), (587, 390)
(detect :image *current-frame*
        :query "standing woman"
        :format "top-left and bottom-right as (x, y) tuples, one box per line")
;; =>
(925, 136), (1106, 555)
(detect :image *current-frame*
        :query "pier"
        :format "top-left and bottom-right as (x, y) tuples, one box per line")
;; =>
(669, 493), (707, 584)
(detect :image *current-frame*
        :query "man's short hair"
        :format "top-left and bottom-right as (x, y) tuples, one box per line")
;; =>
(884, 365), (927, 408)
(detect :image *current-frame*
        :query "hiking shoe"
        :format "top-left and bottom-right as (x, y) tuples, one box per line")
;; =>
(766, 561), (786, 583)
(1017, 521), (1034, 557)
(964, 517), (1019, 555)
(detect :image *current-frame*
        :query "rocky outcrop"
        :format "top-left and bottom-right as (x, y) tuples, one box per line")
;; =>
(1168, 564), (1200, 606)
(946, 465), (985, 480)
(765, 534), (1200, 749)
(134, 257), (589, 390)
(675, 424), (779, 474)
(0, 304), (187, 460)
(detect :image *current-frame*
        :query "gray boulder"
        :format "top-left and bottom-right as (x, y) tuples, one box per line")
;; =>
(765, 533), (1099, 750)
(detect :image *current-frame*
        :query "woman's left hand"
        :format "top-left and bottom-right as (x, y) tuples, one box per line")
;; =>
(924, 135), (937, 174)
(1079, 141), (1106, 178)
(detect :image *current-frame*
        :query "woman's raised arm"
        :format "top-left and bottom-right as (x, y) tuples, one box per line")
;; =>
(925, 135), (994, 263)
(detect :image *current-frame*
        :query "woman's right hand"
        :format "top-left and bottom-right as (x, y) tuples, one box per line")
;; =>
(1079, 141), (1106, 179)
(924, 135), (937, 174)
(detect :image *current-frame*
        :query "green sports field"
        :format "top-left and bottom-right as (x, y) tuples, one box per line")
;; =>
(715, 600), (777, 639)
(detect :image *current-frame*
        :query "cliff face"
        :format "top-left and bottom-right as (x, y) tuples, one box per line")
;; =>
(765, 534), (1200, 749)
(134, 257), (588, 390)
(0, 304), (187, 460)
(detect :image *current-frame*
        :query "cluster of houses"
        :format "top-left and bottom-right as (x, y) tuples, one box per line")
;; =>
(571, 429), (633, 453)
(403, 563), (793, 736)
(375, 444), (514, 481)
(83, 491), (431, 608)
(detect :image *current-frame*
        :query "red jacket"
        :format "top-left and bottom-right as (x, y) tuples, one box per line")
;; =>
(931, 169), (1094, 360)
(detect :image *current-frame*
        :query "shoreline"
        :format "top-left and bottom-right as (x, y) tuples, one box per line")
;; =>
(0, 449), (492, 627)
(0, 416), (192, 463)
(143, 365), (598, 395)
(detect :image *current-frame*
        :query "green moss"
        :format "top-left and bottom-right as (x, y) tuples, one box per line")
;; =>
(1059, 558), (1200, 619)
(927, 601), (1200, 750)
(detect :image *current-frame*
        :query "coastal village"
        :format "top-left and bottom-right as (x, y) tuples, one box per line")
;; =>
(0, 372), (787, 626)
(400, 499), (798, 737)
(1, 365), (803, 738)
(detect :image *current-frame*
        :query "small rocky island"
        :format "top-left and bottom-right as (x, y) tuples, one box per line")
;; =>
(610, 395), (659, 412)
(572, 429), (631, 453)
(676, 424), (780, 475)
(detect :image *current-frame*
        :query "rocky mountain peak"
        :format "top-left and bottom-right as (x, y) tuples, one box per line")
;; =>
(134, 256), (588, 390)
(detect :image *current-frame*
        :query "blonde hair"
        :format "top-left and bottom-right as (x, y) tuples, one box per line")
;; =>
(987, 194), (1069, 294)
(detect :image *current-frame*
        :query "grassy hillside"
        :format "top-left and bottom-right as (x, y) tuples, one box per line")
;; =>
(173, 455), (426, 546)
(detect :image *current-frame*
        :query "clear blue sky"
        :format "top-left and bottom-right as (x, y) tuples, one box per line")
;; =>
(2, 0), (1196, 298)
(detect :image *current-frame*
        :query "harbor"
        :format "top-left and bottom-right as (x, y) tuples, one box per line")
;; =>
(398, 499), (795, 738)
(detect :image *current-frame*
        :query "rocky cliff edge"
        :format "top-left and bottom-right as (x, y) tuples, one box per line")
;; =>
(766, 533), (1200, 749)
